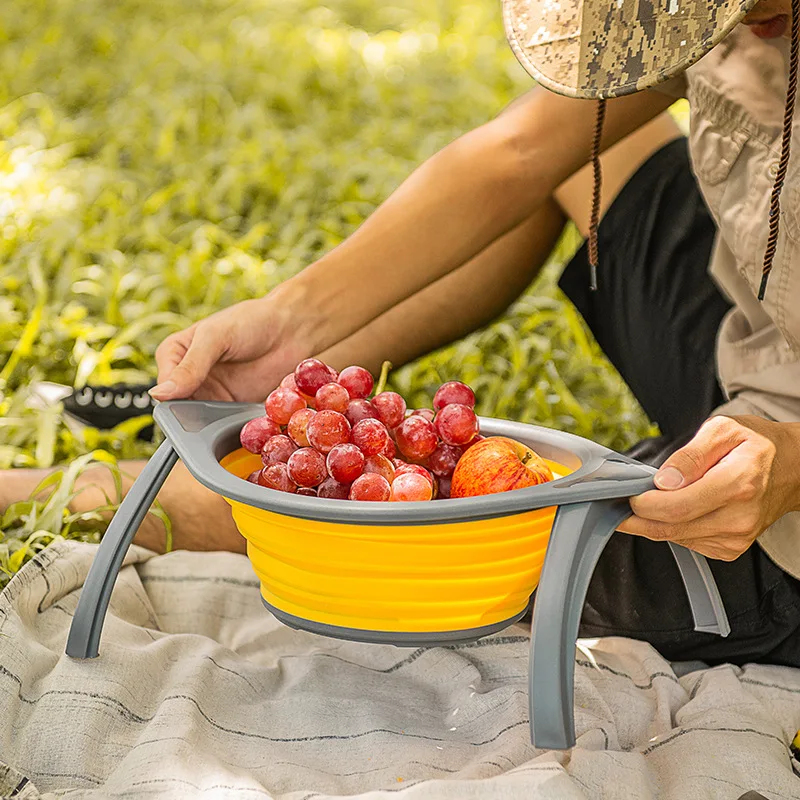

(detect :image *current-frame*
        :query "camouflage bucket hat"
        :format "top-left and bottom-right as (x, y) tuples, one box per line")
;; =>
(502, 0), (760, 99)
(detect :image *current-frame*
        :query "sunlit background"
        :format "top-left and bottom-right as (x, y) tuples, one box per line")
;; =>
(0, 0), (662, 579)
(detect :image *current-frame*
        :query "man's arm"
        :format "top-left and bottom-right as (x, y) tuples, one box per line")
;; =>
(289, 88), (675, 358)
(311, 88), (674, 370)
(317, 198), (566, 374)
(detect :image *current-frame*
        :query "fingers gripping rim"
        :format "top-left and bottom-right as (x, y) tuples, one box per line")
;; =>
(162, 325), (226, 397)
(155, 331), (190, 382)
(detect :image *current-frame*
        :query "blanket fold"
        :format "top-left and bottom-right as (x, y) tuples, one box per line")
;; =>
(1, 540), (799, 799)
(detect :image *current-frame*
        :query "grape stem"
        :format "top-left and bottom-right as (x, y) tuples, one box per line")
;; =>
(374, 360), (392, 396)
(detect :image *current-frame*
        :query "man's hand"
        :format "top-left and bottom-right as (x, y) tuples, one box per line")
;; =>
(618, 415), (800, 561)
(150, 289), (320, 403)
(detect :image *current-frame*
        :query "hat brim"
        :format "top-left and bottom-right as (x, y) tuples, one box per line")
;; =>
(503, 0), (760, 99)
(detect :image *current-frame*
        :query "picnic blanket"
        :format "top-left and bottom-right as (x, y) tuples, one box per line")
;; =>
(2, 539), (800, 800)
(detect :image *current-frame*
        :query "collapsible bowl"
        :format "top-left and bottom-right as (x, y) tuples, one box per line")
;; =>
(67, 400), (730, 749)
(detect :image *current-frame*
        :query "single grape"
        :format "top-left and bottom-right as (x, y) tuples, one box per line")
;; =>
(372, 391), (406, 428)
(261, 434), (298, 465)
(433, 381), (476, 411)
(338, 366), (374, 399)
(240, 416), (281, 453)
(395, 416), (438, 461)
(390, 473), (433, 502)
(351, 418), (390, 457)
(280, 373), (300, 392)
(295, 358), (336, 397)
(349, 473), (391, 501)
(363, 453), (396, 484)
(394, 462), (434, 488)
(306, 409), (351, 454)
(281, 372), (315, 406)
(436, 476), (452, 499)
(315, 382), (350, 414)
(287, 447), (328, 487)
(327, 443), (365, 484)
(406, 408), (435, 423)
(296, 487), (317, 497)
(265, 388), (306, 425)
(246, 470), (262, 484)
(257, 463), (297, 493)
(317, 476), (351, 499)
(382, 436), (397, 460)
(434, 404), (479, 446)
(428, 443), (462, 477)
(345, 399), (380, 426)
(287, 408), (316, 447)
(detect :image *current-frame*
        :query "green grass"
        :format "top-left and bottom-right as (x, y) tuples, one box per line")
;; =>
(0, 0), (655, 587)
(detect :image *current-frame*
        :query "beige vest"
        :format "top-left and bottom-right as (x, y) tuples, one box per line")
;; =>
(679, 27), (800, 577)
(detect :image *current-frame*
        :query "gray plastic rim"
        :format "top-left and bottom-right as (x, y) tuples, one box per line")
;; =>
(262, 596), (528, 646)
(154, 400), (658, 525)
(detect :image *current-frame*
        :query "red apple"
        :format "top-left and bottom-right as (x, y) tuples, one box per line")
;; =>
(450, 436), (553, 498)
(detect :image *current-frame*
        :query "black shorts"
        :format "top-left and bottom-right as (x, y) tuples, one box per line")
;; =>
(557, 138), (800, 667)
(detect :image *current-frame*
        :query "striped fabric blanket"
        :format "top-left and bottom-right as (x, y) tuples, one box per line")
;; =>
(2, 539), (800, 799)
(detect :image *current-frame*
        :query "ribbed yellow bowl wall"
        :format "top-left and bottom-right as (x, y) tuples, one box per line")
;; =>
(220, 448), (568, 634)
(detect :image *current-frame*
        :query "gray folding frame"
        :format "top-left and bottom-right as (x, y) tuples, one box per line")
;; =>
(66, 401), (730, 749)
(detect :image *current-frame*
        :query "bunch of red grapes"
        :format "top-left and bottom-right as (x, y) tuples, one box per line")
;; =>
(239, 359), (483, 502)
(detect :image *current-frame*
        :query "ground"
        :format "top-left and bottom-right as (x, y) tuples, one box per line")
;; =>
(0, 0), (655, 584)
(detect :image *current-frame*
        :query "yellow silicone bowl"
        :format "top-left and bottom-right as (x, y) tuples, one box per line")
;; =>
(220, 447), (571, 637)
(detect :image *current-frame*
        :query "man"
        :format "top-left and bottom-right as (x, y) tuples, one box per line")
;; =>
(4, 0), (800, 667)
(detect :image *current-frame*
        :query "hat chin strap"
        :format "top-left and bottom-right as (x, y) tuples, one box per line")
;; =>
(587, 99), (606, 292)
(759, 0), (800, 301)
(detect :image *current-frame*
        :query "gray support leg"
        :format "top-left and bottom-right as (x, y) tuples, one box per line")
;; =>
(66, 440), (179, 659)
(668, 542), (730, 636)
(528, 499), (731, 749)
(529, 499), (632, 750)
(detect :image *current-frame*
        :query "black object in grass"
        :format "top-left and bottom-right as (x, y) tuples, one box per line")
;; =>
(64, 384), (156, 440)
